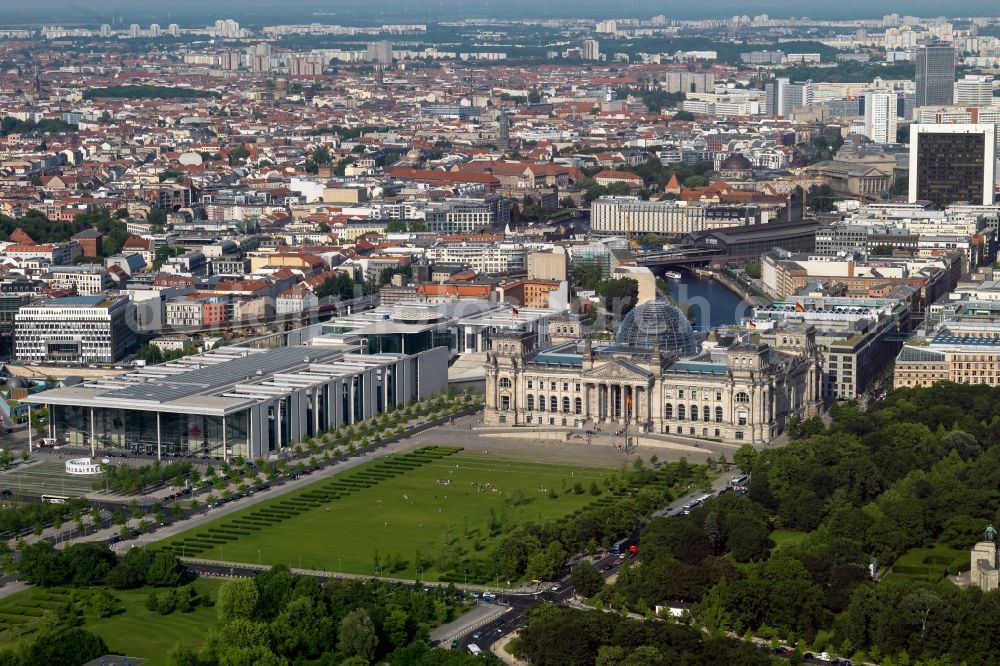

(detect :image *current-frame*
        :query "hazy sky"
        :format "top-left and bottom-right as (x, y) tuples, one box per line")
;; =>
(17, 0), (1000, 24)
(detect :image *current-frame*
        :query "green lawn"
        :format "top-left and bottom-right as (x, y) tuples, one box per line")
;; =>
(160, 446), (616, 581)
(0, 578), (222, 665)
(0, 461), (99, 498)
(887, 544), (969, 583)
(770, 529), (810, 549)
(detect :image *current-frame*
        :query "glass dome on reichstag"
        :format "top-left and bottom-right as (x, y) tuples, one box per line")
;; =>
(614, 299), (698, 357)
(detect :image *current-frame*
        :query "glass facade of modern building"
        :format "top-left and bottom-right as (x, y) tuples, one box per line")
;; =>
(51, 406), (251, 458)
(33, 344), (450, 460)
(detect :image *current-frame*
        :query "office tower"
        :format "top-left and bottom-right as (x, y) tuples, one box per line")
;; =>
(914, 43), (955, 108)
(764, 78), (813, 116)
(954, 75), (994, 107)
(909, 123), (996, 207)
(497, 109), (511, 152)
(367, 40), (393, 65)
(863, 91), (899, 144)
(582, 38), (601, 61)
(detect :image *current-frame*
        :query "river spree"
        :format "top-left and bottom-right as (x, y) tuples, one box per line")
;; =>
(663, 270), (751, 331)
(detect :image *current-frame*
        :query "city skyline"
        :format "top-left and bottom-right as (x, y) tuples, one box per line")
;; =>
(18, 1), (1000, 24)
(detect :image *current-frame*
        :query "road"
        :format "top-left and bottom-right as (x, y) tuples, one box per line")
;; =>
(447, 471), (744, 657)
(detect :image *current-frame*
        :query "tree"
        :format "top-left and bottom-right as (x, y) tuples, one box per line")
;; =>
(338, 608), (378, 663)
(383, 605), (410, 649)
(572, 261), (604, 291)
(570, 560), (605, 598)
(316, 273), (357, 301)
(21, 627), (108, 665)
(597, 277), (639, 319)
(90, 589), (121, 618)
(527, 542), (568, 580)
(62, 542), (116, 586)
(703, 512), (723, 553)
(313, 146), (332, 164)
(727, 519), (772, 563)
(17, 540), (68, 587)
(807, 184), (838, 213)
(733, 444), (757, 473)
(146, 550), (185, 586)
(744, 261), (762, 279)
(217, 578), (260, 622)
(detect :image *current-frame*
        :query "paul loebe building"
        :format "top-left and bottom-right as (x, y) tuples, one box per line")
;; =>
(484, 300), (822, 445)
(29, 342), (447, 460)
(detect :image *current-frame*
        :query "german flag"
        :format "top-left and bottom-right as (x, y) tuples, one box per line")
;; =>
(794, 302), (805, 312)
(747, 320), (757, 330)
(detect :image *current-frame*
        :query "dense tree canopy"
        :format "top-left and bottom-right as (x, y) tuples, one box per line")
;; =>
(168, 566), (485, 666)
(590, 382), (1000, 664)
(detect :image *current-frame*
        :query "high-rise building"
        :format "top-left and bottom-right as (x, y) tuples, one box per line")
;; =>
(954, 75), (994, 107)
(663, 71), (715, 94)
(168, 24), (180, 37)
(863, 90), (899, 144)
(914, 43), (955, 108)
(582, 38), (601, 61)
(366, 40), (393, 65)
(497, 109), (511, 152)
(764, 78), (813, 116)
(909, 123), (996, 208)
(128, 23), (141, 38)
(213, 19), (241, 38)
(149, 24), (161, 38)
(99, 24), (112, 38)
(220, 51), (241, 70)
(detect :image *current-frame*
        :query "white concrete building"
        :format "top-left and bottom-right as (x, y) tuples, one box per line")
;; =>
(15, 295), (136, 364)
(863, 90), (899, 144)
(590, 197), (762, 235)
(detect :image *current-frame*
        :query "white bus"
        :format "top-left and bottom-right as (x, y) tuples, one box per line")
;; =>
(40, 494), (69, 504)
(467, 644), (482, 656)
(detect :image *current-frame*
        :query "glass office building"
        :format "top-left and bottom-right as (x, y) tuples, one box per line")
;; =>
(914, 44), (956, 108)
(33, 343), (448, 460)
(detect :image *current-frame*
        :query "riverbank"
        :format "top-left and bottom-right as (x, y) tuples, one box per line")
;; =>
(691, 268), (770, 308)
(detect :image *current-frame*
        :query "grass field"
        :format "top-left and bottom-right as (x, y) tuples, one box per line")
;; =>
(0, 460), (99, 498)
(770, 529), (810, 549)
(159, 446), (619, 581)
(0, 578), (222, 664)
(887, 543), (969, 583)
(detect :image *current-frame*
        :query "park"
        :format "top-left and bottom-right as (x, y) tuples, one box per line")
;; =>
(0, 579), (223, 664)
(159, 445), (625, 581)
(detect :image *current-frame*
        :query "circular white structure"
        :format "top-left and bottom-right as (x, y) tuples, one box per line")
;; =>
(65, 457), (103, 475)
